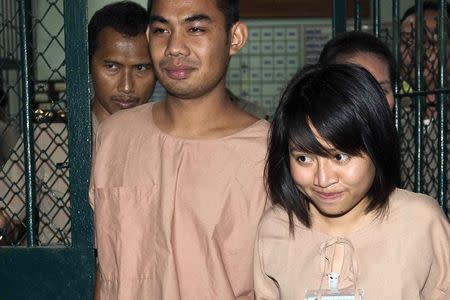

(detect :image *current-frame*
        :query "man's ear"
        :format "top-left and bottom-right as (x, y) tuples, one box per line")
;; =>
(229, 21), (248, 56)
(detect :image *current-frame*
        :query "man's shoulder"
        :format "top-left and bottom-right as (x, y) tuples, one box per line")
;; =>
(226, 119), (269, 163)
(241, 119), (270, 139)
(230, 113), (270, 143)
(98, 102), (153, 134)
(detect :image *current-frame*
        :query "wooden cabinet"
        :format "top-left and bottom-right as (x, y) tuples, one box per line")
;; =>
(240, 0), (370, 18)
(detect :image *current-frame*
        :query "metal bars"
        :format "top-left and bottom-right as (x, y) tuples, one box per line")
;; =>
(18, 0), (37, 246)
(334, 1), (449, 215)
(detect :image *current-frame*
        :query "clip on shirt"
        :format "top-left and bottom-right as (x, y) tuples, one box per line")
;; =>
(304, 273), (364, 300)
(304, 237), (365, 300)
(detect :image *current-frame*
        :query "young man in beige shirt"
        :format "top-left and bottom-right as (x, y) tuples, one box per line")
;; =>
(90, 0), (270, 298)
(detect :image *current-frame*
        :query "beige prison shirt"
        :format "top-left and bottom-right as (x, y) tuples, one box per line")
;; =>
(254, 188), (450, 300)
(90, 102), (269, 299)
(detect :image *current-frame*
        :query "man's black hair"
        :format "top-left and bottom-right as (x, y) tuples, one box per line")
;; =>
(88, 1), (149, 62)
(217, 0), (240, 30)
(147, 0), (240, 31)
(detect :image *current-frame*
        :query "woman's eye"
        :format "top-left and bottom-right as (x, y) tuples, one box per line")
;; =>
(335, 153), (349, 162)
(297, 155), (312, 163)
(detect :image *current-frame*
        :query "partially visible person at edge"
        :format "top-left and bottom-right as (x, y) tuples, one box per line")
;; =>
(0, 1), (155, 246)
(400, 0), (450, 119)
(0, 86), (19, 167)
(318, 31), (395, 109)
(399, 1), (450, 208)
(254, 64), (450, 299)
(318, 30), (450, 215)
(89, 0), (269, 298)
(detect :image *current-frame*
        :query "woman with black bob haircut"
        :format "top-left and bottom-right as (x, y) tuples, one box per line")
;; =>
(268, 63), (399, 229)
(254, 64), (450, 299)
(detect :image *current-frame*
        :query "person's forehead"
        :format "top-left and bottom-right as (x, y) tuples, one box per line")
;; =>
(151, 0), (218, 7)
(424, 9), (439, 27)
(401, 9), (438, 27)
(338, 53), (388, 76)
(97, 27), (144, 43)
(424, 9), (439, 19)
(95, 27), (149, 57)
(151, 0), (221, 18)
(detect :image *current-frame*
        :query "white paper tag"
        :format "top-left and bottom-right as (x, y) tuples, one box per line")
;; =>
(304, 288), (364, 300)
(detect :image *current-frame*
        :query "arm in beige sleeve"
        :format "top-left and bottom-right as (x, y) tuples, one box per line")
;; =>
(253, 225), (280, 300)
(88, 127), (101, 211)
(422, 210), (450, 299)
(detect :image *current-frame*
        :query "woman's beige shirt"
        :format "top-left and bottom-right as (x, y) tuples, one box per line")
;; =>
(254, 189), (450, 299)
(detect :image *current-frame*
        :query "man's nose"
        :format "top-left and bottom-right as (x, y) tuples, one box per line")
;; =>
(118, 70), (134, 93)
(164, 31), (189, 57)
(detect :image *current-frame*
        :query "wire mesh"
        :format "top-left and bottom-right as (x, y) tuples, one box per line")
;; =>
(397, 19), (449, 208)
(0, 0), (70, 246)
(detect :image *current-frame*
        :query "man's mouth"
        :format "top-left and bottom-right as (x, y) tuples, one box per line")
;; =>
(112, 97), (140, 109)
(164, 66), (195, 80)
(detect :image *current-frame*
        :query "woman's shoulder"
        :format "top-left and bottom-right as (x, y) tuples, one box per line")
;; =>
(258, 205), (310, 238)
(388, 188), (447, 225)
(258, 205), (291, 237)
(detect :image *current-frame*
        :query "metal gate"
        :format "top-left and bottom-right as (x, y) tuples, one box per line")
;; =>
(333, 0), (449, 217)
(0, 0), (448, 298)
(0, 0), (95, 298)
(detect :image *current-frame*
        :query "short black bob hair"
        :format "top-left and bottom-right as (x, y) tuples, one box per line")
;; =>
(266, 64), (400, 231)
(147, 0), (240, 31)
(318, 31), (396, 89)
(88, 1), (149, 63)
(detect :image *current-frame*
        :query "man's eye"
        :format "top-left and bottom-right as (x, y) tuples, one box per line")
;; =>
(105, 63), (118, 70)
(189, 27), (204, 33)
(152, 27), (167, 34)
(136, 65), (149, 71)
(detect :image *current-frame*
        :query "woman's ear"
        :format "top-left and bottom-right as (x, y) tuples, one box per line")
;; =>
(229, 21), (248, 56)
